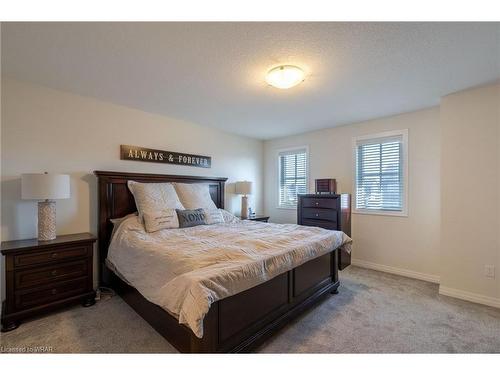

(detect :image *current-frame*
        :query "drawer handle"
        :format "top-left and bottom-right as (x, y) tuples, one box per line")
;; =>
(315, 213), (319, 217)
(51, 289), (57, 295)
(51, 270), (58, 276)
(315, 202), (319, 205)
(51, 253), (58, 258)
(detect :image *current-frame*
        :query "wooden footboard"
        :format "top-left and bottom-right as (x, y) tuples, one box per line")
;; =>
(110, 249), (339, 353)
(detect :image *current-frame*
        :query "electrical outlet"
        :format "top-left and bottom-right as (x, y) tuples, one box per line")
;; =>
(484, 265), (495, 279)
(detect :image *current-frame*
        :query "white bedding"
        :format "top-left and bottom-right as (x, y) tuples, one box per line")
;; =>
(107, 216), (352, 338)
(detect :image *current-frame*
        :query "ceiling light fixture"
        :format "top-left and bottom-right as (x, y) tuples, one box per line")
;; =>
(265, 65), (305, 89)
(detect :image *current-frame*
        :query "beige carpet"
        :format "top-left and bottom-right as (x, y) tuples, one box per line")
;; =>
(1, 266), (499, 353)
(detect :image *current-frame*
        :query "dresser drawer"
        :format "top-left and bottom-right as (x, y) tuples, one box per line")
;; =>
(15, 260), (88, 289)
(14, 278), (88, 310)
(301, 208), (337, 222)
(13, 245), (90, 268)
(301, 218), (338, 230)
(301, 197), (338, 209)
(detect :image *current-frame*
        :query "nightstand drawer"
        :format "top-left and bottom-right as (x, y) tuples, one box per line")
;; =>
(301, 208), (337, 222)
(14, 245), (90, 268)
(15, 260), (88, 289)
(15, 278), (88, 310)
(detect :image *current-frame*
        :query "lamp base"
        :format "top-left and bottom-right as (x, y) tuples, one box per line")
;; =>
(38, 200), (56, 241)
(241, 195), (248, 219)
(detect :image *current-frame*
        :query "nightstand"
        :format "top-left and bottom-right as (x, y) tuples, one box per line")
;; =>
(239, 215), (270, 223)
(1, 233), (97, 332)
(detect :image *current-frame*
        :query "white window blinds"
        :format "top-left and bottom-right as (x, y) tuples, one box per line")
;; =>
(278, 148), (307, 208)
(355, 132), (406, 213)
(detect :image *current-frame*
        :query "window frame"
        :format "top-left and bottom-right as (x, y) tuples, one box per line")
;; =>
(352, 129), (409, 217)
(276, 145), (309, 210)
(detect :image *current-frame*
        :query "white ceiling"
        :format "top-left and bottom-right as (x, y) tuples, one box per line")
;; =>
(2, 22), (499, 140)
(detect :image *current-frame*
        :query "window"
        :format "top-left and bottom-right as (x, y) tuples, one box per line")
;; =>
(278, 147), (308, 208)
(354, 130), (408, 216)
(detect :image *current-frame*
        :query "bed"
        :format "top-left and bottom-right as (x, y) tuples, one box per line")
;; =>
(95, 170), (351, 353)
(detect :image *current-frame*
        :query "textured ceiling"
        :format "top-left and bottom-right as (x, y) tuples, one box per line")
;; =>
(2, 22), (499, 139)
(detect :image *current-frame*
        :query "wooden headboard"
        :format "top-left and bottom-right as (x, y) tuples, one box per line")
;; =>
(94, 170), (227, 284)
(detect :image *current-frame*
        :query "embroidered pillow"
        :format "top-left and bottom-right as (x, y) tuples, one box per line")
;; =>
(143, 209), (179, 233)
(176, 208), (208, 228)
(203, 208), (225, 225)
(127, 181), (184, 222)
(173, 183), (217, 210)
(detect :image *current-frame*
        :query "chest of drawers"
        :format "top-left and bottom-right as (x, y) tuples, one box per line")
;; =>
(1, 233), (96, 332)
(297, 194), (351, 270)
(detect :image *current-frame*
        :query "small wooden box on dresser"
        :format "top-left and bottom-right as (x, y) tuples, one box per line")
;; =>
(1, 233), (97, 332)
(298, 194), (352, 270)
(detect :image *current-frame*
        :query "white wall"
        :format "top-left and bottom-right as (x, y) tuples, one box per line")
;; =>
(1, 78), (264, 297)
(264, 108), (442, 281)
(439, 83), (500, 306)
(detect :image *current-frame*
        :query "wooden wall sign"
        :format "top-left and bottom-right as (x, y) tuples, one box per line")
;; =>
(120, 145), (211, 168)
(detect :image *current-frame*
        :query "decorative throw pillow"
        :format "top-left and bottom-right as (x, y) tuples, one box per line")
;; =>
(127, 181), (184, 222)
(143, 209), (179, 233)
(176, 208), (208, 228)
(173, 183), (217, 210)
(203, 208), (225, 225)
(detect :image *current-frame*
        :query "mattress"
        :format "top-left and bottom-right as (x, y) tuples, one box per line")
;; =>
(107, 215), (352, 338)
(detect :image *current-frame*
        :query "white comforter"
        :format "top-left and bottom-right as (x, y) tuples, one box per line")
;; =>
(107, 216), (352, 338)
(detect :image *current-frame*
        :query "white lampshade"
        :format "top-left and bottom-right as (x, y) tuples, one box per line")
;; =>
(22, 173), (70, 200)
(235, 181), (253, 195)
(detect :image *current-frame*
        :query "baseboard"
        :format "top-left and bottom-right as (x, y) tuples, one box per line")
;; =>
(350, 259), (500, 309)
(351, 258), (440, 284)
(438, 286), (500, 309)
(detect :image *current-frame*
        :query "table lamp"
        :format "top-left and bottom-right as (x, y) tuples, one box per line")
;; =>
(21, 173), (70, 241)
(235, 181), (253, 219)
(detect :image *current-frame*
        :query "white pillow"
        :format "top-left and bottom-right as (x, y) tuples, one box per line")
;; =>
(220, 209), (240, 223)
(110, 212), (138, 239)
(143, 209), (179, 232)
(174, 183), (217, 210)
(203, 208), (225, 225)
(127, 181), (184, 222)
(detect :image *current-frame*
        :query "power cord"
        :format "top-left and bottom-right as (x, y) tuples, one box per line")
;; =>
(95, 286), (116, 302)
